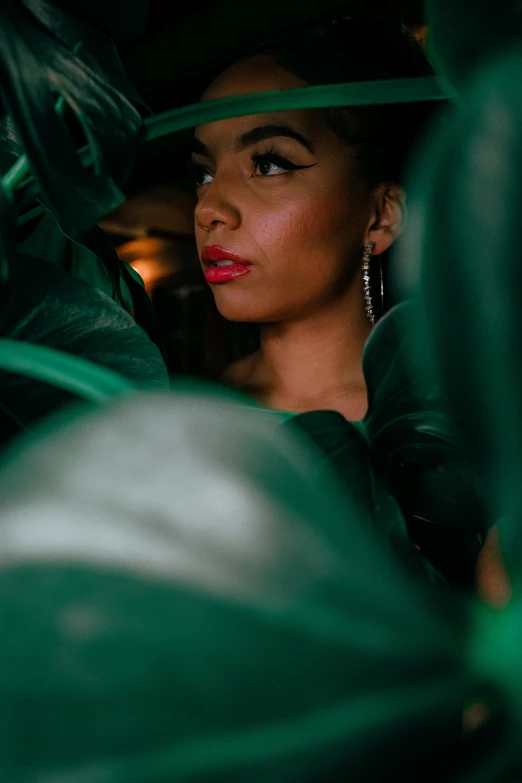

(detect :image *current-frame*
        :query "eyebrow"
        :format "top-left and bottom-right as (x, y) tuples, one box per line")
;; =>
(237, 124), (315, 153)
(191, 123), (315, 157)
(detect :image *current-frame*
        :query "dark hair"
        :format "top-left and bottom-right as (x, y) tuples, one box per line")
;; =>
(255, 11), (437, 185)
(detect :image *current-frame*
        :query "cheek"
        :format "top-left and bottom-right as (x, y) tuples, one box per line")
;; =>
(207, 181), (367, 322)
(252, 186), (364, 289)
(259, 198), (323, 254)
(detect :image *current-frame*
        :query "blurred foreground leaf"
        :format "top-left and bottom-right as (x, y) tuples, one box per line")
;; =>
(0, 389), (469, 783)
(398, 41), (522, 782)
(426, 0), (522, 89)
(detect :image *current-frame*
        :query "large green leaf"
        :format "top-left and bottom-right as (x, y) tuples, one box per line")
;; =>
(0, 340), (136, 402)
(398, 41), (522, 781)
(0, 0), (145, 245)
(0, 171), (16, 283)
(363, 305), (486, 587)
(17, 210), (164, 350)
(283, 409), (448, 590)
(402, 45), (522, 521)
(0, 389), (470, 783)
(146, 77), (452, 141)
(363, 303), (486, 533)
(18, 211), (126, 303)
(0, 253), (168, 446)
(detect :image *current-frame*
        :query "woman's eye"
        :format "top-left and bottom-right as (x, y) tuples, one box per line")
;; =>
(197, 171), (213, 187)
(255, 158), (287, 177)
(252, 150), (309, 178)
(187, 160), (213, 188)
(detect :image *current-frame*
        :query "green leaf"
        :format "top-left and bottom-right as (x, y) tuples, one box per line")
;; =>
(398, 44), (522, 779)
(0, 390), (470, 782)
(284, 409), (448, 590)
(0, 339), (136, 402)
(19, 210), (129, 307)
(0, 253), (168, 444)
(363, 303), (486, 536)
(0, 0), (144, 243)
(146, 77), (453, 141)
(16, 209), (164, 351)
(399, 46), (522, 522)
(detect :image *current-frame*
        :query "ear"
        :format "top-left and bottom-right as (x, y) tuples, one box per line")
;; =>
(364, 184), (406, 256)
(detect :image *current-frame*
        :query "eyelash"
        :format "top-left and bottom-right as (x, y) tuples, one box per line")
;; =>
(252, 147), (305, 175)
(187, 146), (308, 188)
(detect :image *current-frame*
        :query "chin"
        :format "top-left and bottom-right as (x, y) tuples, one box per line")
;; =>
(213, 290), (272, 323)
(216, 306), (261, 323)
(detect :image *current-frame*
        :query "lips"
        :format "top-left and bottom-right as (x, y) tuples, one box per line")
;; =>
(201, 245), (253, 284)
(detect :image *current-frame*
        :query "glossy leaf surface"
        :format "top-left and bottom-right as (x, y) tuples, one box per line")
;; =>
(0, 0), (144, 244)
(363, 303), (487, 534)
(0, 254), (168, 445)
(0, 390), (469, 783)
(399, 41), (522, 781)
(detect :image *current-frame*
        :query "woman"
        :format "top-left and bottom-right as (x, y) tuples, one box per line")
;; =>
(189, 12), (488, 596)
(189, 13), (434, 420)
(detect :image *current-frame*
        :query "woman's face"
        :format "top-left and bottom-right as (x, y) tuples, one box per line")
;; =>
(192, 55), (376, 323)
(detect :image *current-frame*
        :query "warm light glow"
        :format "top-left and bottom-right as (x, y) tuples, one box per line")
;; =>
(129, 258), (158, 289)
(116, 236), (199, 295)
(411, 24), (428, 50)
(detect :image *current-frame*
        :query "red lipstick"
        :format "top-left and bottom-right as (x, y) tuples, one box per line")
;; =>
(201, 245), (253, 284)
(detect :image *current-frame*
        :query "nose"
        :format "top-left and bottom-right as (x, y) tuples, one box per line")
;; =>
(194, 177), (241, 234)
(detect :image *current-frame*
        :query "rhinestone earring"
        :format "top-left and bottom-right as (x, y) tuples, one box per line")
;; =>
(362, 241), (377, 325)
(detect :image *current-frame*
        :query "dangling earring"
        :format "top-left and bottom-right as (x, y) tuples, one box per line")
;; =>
(362, 241), (377, 325)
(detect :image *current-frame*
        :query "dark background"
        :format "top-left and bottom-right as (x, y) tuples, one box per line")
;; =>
(120, 0), (426, 113)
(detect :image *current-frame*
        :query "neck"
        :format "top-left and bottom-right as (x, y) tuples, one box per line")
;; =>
(255, 287), (372, 415)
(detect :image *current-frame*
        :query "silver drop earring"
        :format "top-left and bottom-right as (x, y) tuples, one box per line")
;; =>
(362, 241), (377, 325)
